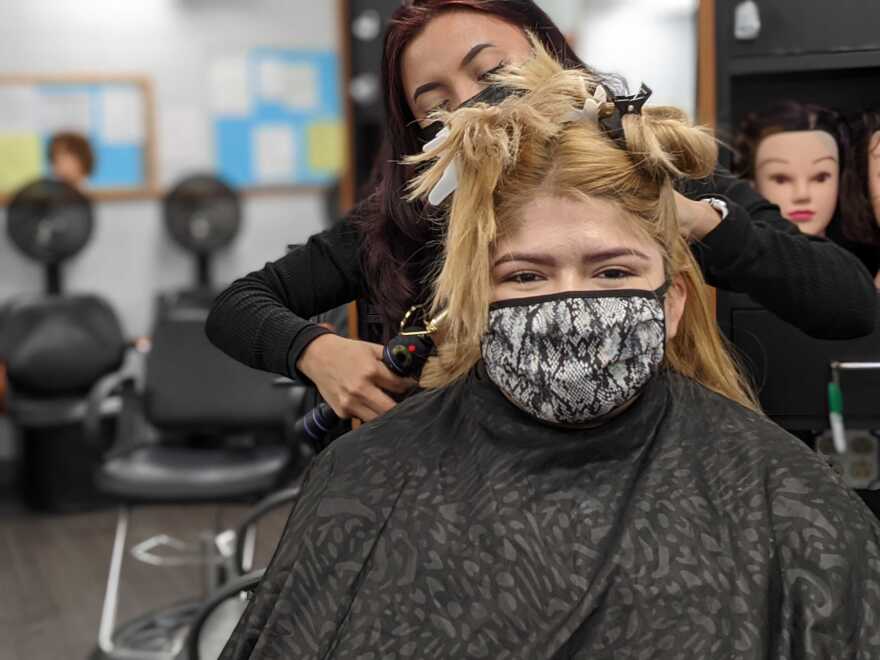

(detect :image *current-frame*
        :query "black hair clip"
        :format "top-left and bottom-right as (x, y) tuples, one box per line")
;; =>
(598, 83), (653, 149)
(614, 83), (653, 116)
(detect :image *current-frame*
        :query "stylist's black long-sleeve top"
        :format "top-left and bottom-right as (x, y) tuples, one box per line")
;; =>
(205, 169), (878, 379)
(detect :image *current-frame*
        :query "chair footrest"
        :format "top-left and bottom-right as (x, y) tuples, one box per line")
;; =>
(131, 534), (219, 568)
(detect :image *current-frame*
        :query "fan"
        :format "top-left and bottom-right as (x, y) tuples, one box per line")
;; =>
(163, 174), (242, 291)
(7, 178), (94, 294)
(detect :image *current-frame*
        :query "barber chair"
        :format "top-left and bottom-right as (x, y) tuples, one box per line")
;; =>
(87, 297), (309, 660)
(718, 291), (880, 514)
(1, 179), (127, 511)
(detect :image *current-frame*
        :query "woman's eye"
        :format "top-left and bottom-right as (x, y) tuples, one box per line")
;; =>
(770, 175), (790, 185)
(813, 172), (832, 183)
(597, 268), (633, 280)
(506, 272), (542, 284)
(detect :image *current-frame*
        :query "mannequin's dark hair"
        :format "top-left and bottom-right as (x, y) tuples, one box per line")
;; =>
(351, 0), (617, 337)
(840, 110), (880, 246)
(732, 100), (846, 180)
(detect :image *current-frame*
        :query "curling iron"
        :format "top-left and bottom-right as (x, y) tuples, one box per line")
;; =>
(294, 306), (447, 450)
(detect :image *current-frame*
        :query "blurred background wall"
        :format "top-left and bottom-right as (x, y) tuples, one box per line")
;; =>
(0, 0), (338, 338)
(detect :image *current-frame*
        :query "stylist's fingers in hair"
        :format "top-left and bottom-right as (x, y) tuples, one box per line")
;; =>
(366, 343), (418, 394)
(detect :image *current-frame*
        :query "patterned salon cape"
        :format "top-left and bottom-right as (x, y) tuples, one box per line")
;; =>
(221, 370), (880, 659)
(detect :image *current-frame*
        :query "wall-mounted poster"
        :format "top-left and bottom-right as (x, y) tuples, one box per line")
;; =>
(0, 76), (155, 200)
(211, 48), (344, 188)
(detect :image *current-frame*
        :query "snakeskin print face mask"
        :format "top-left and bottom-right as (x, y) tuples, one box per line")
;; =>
(481, 285), (668, 425)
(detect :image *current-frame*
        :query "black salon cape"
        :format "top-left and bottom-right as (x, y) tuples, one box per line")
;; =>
(221, 370), (880, 659)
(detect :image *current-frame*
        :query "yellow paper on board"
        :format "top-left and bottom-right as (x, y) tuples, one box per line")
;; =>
(307, 120), (345, 175)
(0, 133), (43, 193)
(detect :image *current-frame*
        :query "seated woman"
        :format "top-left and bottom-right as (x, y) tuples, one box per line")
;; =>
(840, 109), (880, 286)
(221, 47), (880, 659)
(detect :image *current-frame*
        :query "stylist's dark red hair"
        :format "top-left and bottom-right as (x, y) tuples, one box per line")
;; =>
(352, 0), (607, 337)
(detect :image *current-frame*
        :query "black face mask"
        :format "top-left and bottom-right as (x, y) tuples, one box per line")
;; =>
(415, 83), (520, 147)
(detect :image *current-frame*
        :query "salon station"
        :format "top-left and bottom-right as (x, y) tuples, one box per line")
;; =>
(1, 1), (879, 659)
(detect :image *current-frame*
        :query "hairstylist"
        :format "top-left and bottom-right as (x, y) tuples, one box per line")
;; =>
(206, 0), (877, 423)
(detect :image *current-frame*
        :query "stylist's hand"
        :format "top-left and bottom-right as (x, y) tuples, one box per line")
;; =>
(296, 333), (414, 422)
(674, 191), (722, 242)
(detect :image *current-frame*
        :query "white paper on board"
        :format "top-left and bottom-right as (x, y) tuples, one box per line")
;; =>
(258, 59), (286, 102)
(38, 91), (92, 135)
(253, 123), (296, 182)
(0, 86), (38, 133)
(161, 105), (211, 185)
(281, 64), (319, 111)
(209, 56), (251, 117)
(100, 87), (144, 144)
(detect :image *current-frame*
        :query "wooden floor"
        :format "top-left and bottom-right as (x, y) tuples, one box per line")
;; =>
(0, 490), (288, 660)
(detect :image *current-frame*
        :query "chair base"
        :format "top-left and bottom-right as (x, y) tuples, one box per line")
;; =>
(97, 506), (234, 660)
(90, 600), (201, 660)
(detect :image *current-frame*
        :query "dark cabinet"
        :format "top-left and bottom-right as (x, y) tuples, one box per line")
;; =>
(715, 0), (880, 142)
(728, 0), (880, 59)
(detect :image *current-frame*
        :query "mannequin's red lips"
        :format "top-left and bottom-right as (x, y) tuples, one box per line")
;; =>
(788, 210), (815, 222)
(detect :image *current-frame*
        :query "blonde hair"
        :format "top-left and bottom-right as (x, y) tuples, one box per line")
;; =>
(407, 40), (758, 411)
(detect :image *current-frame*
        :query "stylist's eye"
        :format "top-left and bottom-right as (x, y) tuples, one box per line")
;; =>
(478, 61), (507, 82)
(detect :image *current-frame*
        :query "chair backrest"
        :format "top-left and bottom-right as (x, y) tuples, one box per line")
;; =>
(144, 297), (295, 433)
(0, 294), (126, 397)
(717, 291), (880, 430)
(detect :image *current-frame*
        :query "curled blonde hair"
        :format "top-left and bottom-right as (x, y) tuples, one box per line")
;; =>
(407, 39), (758, 411)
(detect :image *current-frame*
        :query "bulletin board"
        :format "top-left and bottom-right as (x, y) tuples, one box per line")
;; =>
(0, 75), (156, 202)
(211, 48), (345, 189)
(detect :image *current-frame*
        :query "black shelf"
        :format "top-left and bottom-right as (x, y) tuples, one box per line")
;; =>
(729, 48), (880, 76)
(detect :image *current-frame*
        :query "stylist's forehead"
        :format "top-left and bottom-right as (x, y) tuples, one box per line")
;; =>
(401, 10), (531, 120)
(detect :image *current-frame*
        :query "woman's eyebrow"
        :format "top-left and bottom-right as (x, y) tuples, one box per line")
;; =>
(460, 43), (494, 68)
(413, 81), (443, 103)
(493, 248), (650, 268)
(412, 43), (495, 103)
(493, 251), (556, 267)
(584, 248), (651, 264)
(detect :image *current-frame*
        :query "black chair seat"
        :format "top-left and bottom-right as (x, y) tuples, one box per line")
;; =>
(7, 389), (121, 428)
(96, 445), (289, 502)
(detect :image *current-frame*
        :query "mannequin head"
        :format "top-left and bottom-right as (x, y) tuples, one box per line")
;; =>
(47, 132), (94, 188)
(840, 110), (880, 246)
(735, 102), (843, 237)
